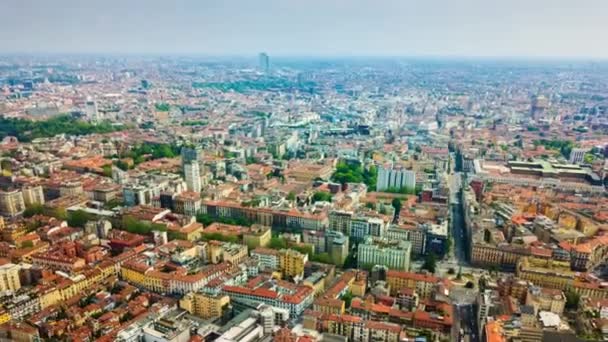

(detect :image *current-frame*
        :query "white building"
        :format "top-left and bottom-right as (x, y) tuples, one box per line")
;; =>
(85, 98), (100, 122)
(569, 148), (586, 164)
(184, 162), (201, 193)
(357, 236), (411, 271)
(376, 164), (416, 192)
(250, 248), (279, 271)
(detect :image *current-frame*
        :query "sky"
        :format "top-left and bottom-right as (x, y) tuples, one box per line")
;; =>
(2, 0), (608, 58)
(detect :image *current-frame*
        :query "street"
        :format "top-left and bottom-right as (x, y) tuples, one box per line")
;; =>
(456, 304), (479, 342)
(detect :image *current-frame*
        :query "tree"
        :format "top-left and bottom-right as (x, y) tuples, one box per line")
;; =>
(155, 103), (170, 112)
(52, 208), (68, 220)
(200, 232), (240, 244)
(331, 161), (364, 185)
(343, 251), (357, 269)
(292, 244), (314, 256)
(310, 252), (332, 264)
(122, 216), (167, 235)
(446, 238), (453, 255)
(287, 192), (296, 201)
(391, 198), (402, 215)
(68, 210), (94, 227)
(342, 291), (354, 308)
(421, 253), (437, 273)
(101, 164), (112, 177)
(195, 213), (252, 227)
(312, 192), (332, 203)
(456, 266), (462, 280)
(0, 115), (126, 142)
(268, 237), (288, 250)
(565, 289), (580, 310)
(23, 204), (44, 218)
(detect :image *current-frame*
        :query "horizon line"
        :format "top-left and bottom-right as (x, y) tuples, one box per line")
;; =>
(1, 52), (608, 62)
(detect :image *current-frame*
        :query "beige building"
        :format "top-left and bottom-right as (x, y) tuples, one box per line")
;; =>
(386, 270), (438, 299)
(279, 249), (308, 279)
(0, 263), (21, 292)
(525, 286), (566, 315)
(0, 190), (25, 217)
(180, 292), (230, 319)
(222, 243), (248, 265)
(243, 225), (271, 249)
(22, 186), (45, 207)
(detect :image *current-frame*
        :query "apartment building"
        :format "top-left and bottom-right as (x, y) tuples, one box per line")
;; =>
(358, 237), (411, 271)
(179, 292), (230, 319)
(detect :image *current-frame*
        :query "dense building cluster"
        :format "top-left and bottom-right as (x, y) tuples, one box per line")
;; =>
(0, 55), (607, 342)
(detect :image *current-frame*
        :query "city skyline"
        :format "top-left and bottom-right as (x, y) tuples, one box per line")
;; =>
(2, 0), (608, 59)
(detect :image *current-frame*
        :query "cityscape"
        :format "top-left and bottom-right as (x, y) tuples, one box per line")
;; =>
(1, 2), (608, 342)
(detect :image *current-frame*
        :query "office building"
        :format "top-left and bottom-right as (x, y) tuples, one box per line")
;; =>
(376, 164), (416, 192)
(327, 230), (349, 266)
(181, 145), (203, 169)
(184, 162), (201, 193)
(259, 52), (270, 73)
(530, 95), (548, 119)
(329, 210), (353, 234)
(85, 98), (100, 122)
(349, 216), (386, 242)
(0, 190), (25, 217)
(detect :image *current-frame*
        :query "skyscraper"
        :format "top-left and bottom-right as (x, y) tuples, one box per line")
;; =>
(181, 146), (203, 169)
(530, 95), (548, 119)
(85, 97), (100, 122)
(259, 52), (270, 73)
(184, 162), (201, 193)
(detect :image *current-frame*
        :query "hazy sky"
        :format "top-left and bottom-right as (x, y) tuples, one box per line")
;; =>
(2, 0), (608, 58)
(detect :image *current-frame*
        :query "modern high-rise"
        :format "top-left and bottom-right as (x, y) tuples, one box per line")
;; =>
(85, 98), (100, 122)
(349, 216), (386, 242)
(184, 162), (201, 193)
(358, 236), (412, 271)
(376, 164), (416, 192)
(259, 52), (270, 73)
(327, 230), (349, 266)
(181, 146), (203, 169)
(329, 210), (353, 234)
(530, 95), (548, 119)
(0, 190), (25, 217)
